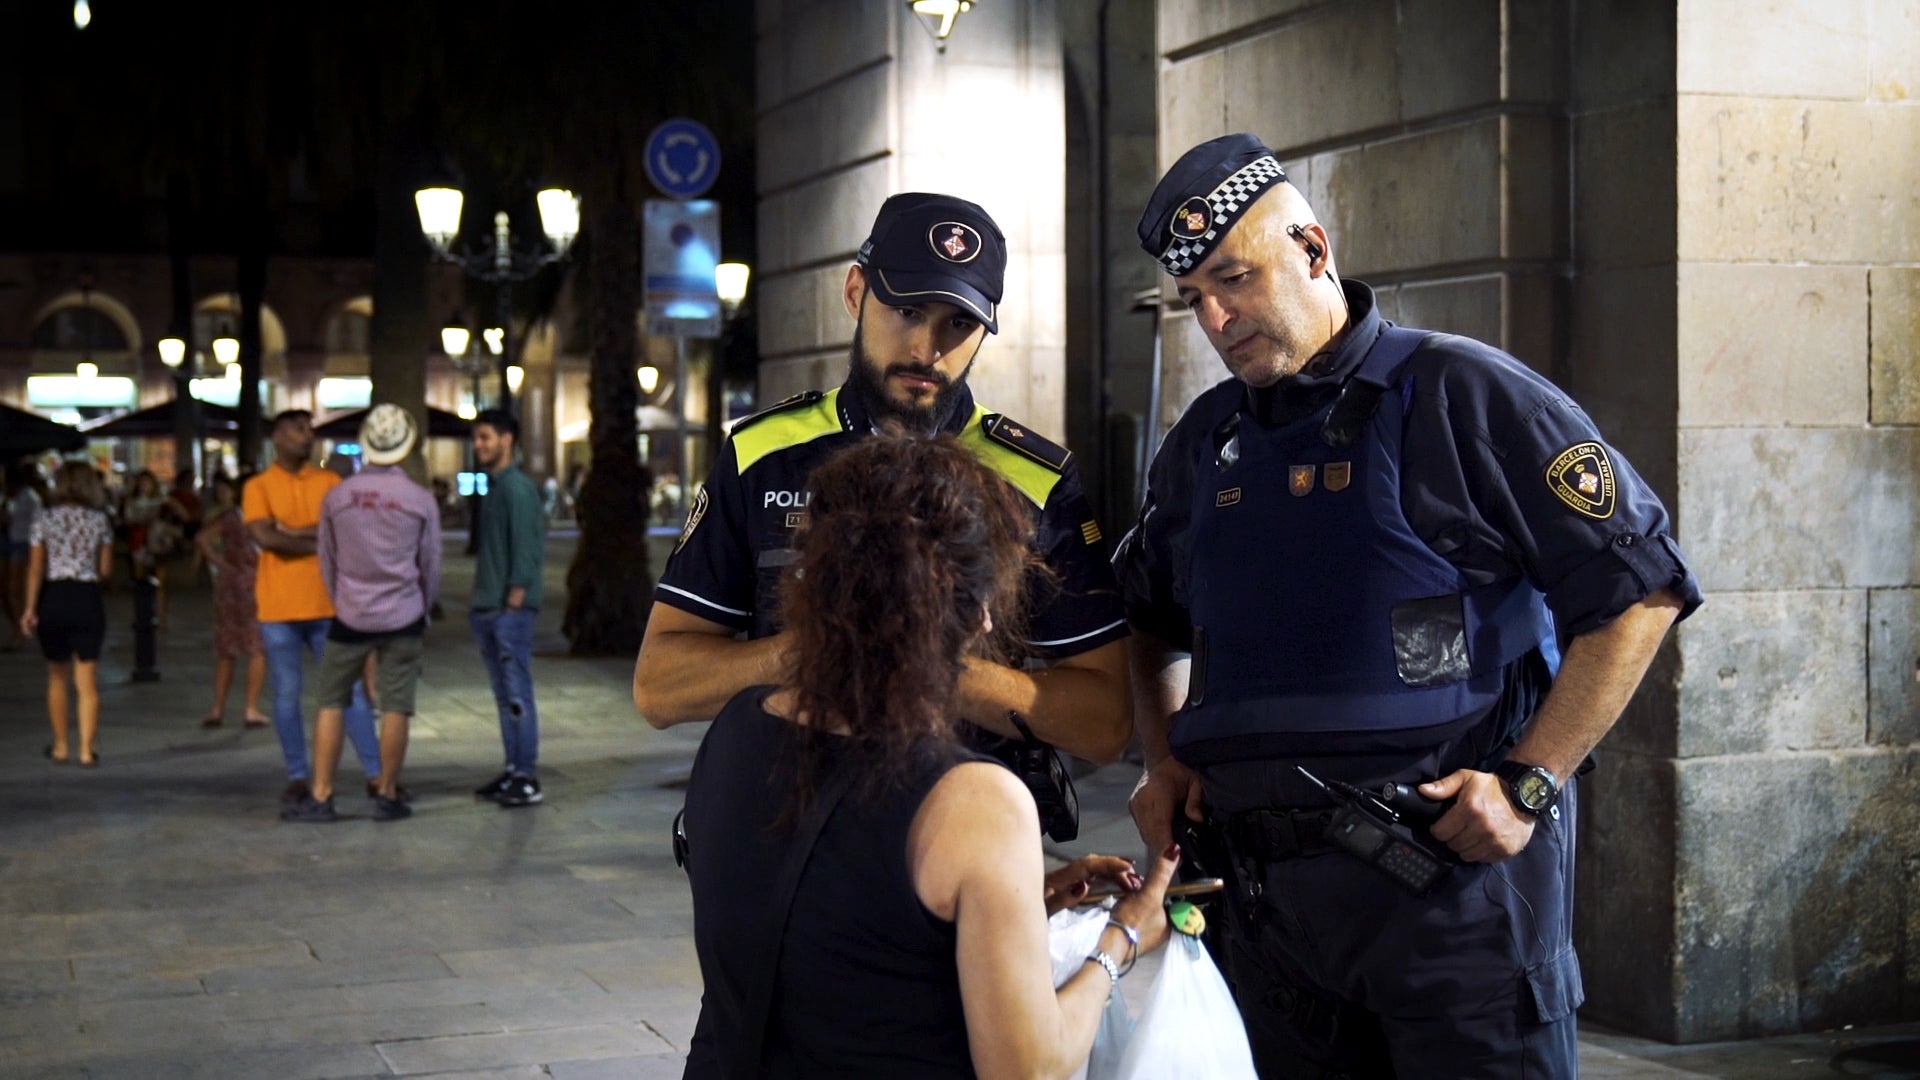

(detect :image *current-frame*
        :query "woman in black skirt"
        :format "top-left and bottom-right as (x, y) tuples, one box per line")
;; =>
(20, 461), (115, 766)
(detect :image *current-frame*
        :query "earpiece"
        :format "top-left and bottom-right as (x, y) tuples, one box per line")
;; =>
(1287, 224), (1324, 262)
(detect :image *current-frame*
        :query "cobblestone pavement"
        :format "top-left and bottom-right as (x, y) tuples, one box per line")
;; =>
(0, 534), (1911, 1077)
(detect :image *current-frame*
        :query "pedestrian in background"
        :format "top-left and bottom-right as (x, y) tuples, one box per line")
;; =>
(468, 409), (547, 808)
(284, 405), (441, 824)
(243, 410), (384, 810)
(192, 472), (268, 729)
(19, 461), (115, 766)
(3, 459), (45, 650)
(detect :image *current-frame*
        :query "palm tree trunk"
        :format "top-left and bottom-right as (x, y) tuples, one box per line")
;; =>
(562, 181), (653, 656)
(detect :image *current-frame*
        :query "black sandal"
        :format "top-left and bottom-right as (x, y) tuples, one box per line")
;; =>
(43, 746), (70, 765)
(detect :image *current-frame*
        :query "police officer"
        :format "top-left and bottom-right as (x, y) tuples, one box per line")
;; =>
(1118, 134), (1702, 1076)
(634, 192), (1132, 783)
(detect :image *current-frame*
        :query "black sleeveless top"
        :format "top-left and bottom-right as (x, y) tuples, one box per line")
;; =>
(683, 687), (983, 1079)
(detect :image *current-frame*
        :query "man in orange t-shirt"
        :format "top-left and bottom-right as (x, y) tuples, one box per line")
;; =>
(242, 410), (382, 810)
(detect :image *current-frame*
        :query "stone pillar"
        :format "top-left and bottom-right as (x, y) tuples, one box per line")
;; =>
(1651, 0), (1920, 1041)
(754, 0), (1067, 436)
(1151, 0), (1920, 1045)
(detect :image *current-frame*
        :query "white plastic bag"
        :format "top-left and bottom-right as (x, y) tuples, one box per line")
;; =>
(1047, 907), (1135, 1080)
(1112, 934), (1258, 1080)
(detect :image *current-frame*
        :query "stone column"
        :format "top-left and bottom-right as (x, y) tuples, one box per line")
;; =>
(754, 0), (1068, 436)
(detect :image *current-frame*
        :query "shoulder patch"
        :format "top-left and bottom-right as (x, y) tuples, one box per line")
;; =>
(728, 390), (825, 435)
(1546, 441), (1616, 519)
(729, 389), (847, 474)
(981, 414), (1071, 473)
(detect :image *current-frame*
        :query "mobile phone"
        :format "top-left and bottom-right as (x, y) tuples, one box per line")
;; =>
(1075, 877), (1225, 906)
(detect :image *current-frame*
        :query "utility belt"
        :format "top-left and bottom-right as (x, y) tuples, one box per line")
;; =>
(1219, 808), (1342, 862)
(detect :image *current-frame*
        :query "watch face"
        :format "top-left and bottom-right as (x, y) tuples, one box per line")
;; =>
(1516, 771), (1555, 810)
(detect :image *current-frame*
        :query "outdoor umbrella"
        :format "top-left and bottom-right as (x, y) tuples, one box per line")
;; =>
(314, 405), (472, 441)
(77, 398), (242, 438)
(0, 402), (86, 456)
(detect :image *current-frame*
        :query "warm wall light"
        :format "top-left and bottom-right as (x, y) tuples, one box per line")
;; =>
(716, 262), (751, 310)
(157, 337), (187, 368)
(483, 327), (505, 356)
(909, 0), (973, 48)
(211, 336), (240, 366)
(637, 366), (660, 394)
(73, 0), (91, 30)
(75, 361), (98, 380)
(415, 187), (465, 253)
(506, 365), (525, 392)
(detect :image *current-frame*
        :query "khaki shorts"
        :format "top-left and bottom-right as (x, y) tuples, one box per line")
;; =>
(314, 632), (425, 716)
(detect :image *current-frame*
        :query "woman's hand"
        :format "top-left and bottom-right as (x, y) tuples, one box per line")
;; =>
(19, 611), (37, 637)
(1105, 844), (1181, 959)
(1042, 854), (1141, 915)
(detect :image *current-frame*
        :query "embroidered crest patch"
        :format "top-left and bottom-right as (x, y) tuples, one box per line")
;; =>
(1289, 465), (1316, 497)
(929, 221), (983, 264)
(1323, 461), (1351, 492)
(1170, 196), (1212, 241)
(676, 487), (709, 553)
(1546, 442), (1616, 519)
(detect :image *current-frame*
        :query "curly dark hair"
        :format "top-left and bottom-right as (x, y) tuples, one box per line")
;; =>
(776, 433), (1035, 808)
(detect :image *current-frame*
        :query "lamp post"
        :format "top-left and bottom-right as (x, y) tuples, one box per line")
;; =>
(709, 261), (751, 466)
(414, 186), (579, 415)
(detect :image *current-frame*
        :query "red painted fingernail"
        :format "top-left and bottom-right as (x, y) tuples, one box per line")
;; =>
(1163, 843), (1181, 860)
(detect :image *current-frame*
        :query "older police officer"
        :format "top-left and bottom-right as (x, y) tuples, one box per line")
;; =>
(1118, 134), (1702, 1076)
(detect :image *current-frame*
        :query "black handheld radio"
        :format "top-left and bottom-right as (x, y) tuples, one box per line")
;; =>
(1296, 766), (1453, 896)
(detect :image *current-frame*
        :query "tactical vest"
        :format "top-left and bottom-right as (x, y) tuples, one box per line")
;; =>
(1171, 327), (1557, 764)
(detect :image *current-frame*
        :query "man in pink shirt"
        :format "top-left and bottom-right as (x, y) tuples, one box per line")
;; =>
(286, 405), (443, 823)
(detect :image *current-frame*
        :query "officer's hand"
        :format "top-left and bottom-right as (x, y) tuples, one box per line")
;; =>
(1421, 769), (1534, 863)
(1128, 757), (1204, 856)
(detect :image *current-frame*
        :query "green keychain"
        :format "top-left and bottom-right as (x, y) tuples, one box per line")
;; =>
(1169, 899), (1206, 937)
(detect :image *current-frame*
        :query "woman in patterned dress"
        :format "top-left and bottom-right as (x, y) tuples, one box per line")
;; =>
(191, 473), (268, 728)
(20, 462), (115, 766)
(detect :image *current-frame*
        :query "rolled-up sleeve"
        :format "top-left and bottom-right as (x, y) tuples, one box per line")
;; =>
(1406, 348), (1702, 638)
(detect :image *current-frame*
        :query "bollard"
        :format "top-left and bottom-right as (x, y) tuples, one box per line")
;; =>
(130, 573), (161, 682)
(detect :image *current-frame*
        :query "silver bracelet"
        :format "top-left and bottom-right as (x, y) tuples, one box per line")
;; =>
(1106, 917), (1140, 976)
(1086, 950), (1120, 995)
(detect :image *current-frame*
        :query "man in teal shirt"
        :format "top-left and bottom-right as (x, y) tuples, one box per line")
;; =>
(468, 409), (548, 807)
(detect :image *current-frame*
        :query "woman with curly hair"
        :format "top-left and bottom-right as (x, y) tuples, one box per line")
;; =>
(679, 434), (1176, 1079)
(21, 461), (115, 766)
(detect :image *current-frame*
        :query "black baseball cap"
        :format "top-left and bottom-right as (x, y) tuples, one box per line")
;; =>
(1139, 133), (1289, 276)
(856, 192), (1007, 334)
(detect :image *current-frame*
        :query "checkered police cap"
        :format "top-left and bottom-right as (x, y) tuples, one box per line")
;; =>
(1138, 134), (1289, 276)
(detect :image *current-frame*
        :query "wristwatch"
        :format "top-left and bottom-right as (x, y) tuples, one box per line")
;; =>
(1492, 760), (1560, 816)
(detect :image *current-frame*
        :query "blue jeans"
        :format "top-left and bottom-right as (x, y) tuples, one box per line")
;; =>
(261, 619), (381, 782)
(470, 608), (539, 776)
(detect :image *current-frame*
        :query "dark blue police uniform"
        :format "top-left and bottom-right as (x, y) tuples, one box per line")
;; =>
(656, 380), (1128, 662)
(1118, 135), (1702, 1078)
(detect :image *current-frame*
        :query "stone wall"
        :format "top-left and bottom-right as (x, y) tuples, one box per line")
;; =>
(1152, 0), (1920, 1045)
(753, 0), (1067, 436)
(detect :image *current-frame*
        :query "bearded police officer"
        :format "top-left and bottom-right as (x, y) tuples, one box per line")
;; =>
(1118, 134), (1702, 1076)
(635, 192), (1132, 801)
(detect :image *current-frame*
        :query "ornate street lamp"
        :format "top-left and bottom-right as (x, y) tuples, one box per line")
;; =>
(908, 0), (974, 51)
(415, 185), (579, 412)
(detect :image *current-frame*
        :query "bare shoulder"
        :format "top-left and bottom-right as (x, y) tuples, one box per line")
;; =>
(911, 761), (1041, 920)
